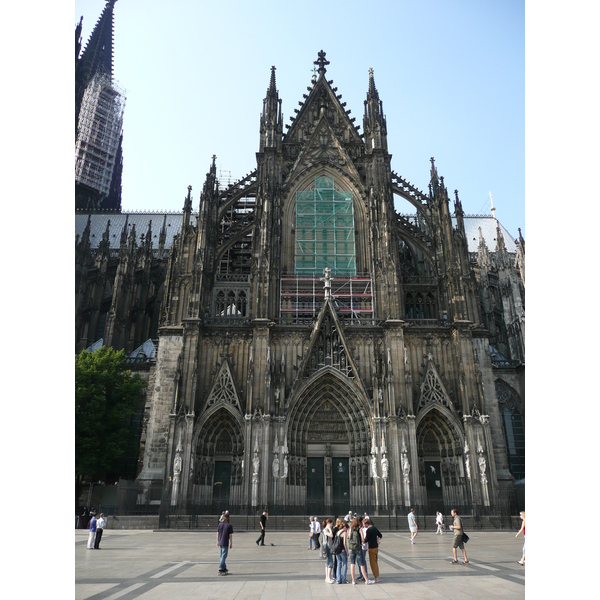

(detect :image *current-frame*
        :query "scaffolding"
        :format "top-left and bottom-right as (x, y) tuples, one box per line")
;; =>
(75, 72), (126, 197)
(295, 176), (356, 275)
(280, 274), (373, 322)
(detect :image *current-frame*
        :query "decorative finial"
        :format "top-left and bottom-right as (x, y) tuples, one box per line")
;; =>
(314, 50), (330, 75)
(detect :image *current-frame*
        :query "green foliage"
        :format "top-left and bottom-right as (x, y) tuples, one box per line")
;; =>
(75, 346), (147, 480)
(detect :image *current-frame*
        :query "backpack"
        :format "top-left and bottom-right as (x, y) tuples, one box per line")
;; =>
(331, 532), (344, 555)
(348, 528), (361, 552)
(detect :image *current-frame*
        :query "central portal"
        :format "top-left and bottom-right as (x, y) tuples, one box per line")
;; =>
(332, 457), (350, 515)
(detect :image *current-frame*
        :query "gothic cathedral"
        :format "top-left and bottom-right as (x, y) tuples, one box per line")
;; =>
(76, 6), (524, 517)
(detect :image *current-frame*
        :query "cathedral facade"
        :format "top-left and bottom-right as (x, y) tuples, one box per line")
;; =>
(75, 7), (524, 518)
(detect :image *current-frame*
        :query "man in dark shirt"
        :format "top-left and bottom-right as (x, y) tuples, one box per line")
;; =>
(256, 510), (268, 546)
(363, 518), (382, 583)
(217, 515), (233, 575)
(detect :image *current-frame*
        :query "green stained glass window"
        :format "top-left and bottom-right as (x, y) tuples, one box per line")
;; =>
(295, 177), (356, 275)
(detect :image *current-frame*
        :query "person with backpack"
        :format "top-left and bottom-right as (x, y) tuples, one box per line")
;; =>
(323, 519), (335, 583)
(333, 519), (349, 584)
(348, 518), (374, 585)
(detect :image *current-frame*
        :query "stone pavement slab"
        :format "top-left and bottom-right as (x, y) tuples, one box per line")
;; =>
(76, 529), (525, 600)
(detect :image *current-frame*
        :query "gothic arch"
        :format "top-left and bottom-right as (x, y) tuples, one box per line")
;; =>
(281, 168), (370, 275)
(287, 366), (372, 457)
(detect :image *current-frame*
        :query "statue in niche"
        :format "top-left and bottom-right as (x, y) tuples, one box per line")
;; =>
(370, 454), (379, 479)
(350, 458), (356, 482)
(401, 453), (410, 481)
(272, 454), (280, 479)
(173, 453), (182, 477)
(253, 449), (260, 477)
(478, 454), (487, 484)
(281, 455), (288, 478)
(325, 459), (331, 481)
(381, 454), (389, 480)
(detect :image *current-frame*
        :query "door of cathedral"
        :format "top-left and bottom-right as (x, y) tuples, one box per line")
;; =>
(307, 457), (325, 514)
(212, 461), (231, 512)
(332, 457), (350, 516)
(425, 461), (443, 507)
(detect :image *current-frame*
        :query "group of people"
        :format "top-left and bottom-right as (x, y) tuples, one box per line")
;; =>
(309, 512), (382, 584)
(86, 511), (106, 550)
(214, 506), (525, 578)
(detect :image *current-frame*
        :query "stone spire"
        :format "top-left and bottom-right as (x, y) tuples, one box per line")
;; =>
(363, 68), (387, 152)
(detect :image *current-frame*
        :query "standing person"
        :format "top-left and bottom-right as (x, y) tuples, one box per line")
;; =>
(256, 510), (268, 546)
(216, 514), (233, 575)
(357, 516), (369, 581)
(363, 518), (382, 583)
(408, 508), (418, 544)
(314, 517), (321, 551)
(323, 518), (335, 583)
(94, 513), (106, 549)
(87, 512), (97, 550)
(334, 519), (349, 584)
(435, 511), (444, 535)
(308, 516), (315, 550)
(515, 511), (525, 565)
(449, 508), (469, 564)
(348, 518), (373, 585)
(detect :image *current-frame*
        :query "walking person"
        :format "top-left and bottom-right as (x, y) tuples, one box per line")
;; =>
(408, 508), (418, 544)
(334, 519), (349, 584)
(94, 513), (106, 549)
(323, 518), (335, 583)
(86, 512), (97, 550)
(449, 508), (469, 564)
(348, 517), (374, 585)
(435, 511), (444, 534)
(256, 510), (268, 546)
(217, 514), (233, 575)
(363, 517), (383, 583)
(515, 511), (525, 565)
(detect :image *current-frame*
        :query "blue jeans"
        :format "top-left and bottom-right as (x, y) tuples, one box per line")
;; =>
(309, 534), (316, 549)
(219, 545), (229, 571)
(325, 545), (333, 568)
(336, 549), (348, 583)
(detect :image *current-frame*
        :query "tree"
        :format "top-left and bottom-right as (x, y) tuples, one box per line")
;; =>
(75, 347), (147, 504)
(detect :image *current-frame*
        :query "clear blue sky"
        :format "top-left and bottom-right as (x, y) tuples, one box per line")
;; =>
(75, 0), (525, 237)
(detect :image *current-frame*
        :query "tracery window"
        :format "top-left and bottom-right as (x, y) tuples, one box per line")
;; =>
(295, 176), (356, 275)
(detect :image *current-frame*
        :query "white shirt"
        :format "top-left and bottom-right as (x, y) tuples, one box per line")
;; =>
(97, 517), (106, 530)
(314, 521), (321, 534)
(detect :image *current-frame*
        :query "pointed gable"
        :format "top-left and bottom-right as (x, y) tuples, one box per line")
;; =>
(417, 357), (454, 413)
(283, 52), (363, 156)
(291, 297), (365, 398)
(205, 359), (242, 412)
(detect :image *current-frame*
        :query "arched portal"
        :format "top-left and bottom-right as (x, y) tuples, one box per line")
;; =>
(192, 406), (244, 512)
(286, 367), (372, 514)
(416, 406), (467, 512)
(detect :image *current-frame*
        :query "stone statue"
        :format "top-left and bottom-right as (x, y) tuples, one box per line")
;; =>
(281, 455), (288, 478)
(370, 454), (379, 479)
(464, 455), (471, 479)
(381, 454), (389, 480)
(478, 454), (487, 484)
(272, 454), (280, 479)
(253, 450), (260, 476)
(401, 453), (410, 480)
(174, 451), (182, 472)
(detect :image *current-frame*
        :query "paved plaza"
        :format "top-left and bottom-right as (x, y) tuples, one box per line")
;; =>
(75, 528), (526, 599)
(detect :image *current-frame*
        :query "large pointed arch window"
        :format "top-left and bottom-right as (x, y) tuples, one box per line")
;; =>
(295, 176), (356, 275)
